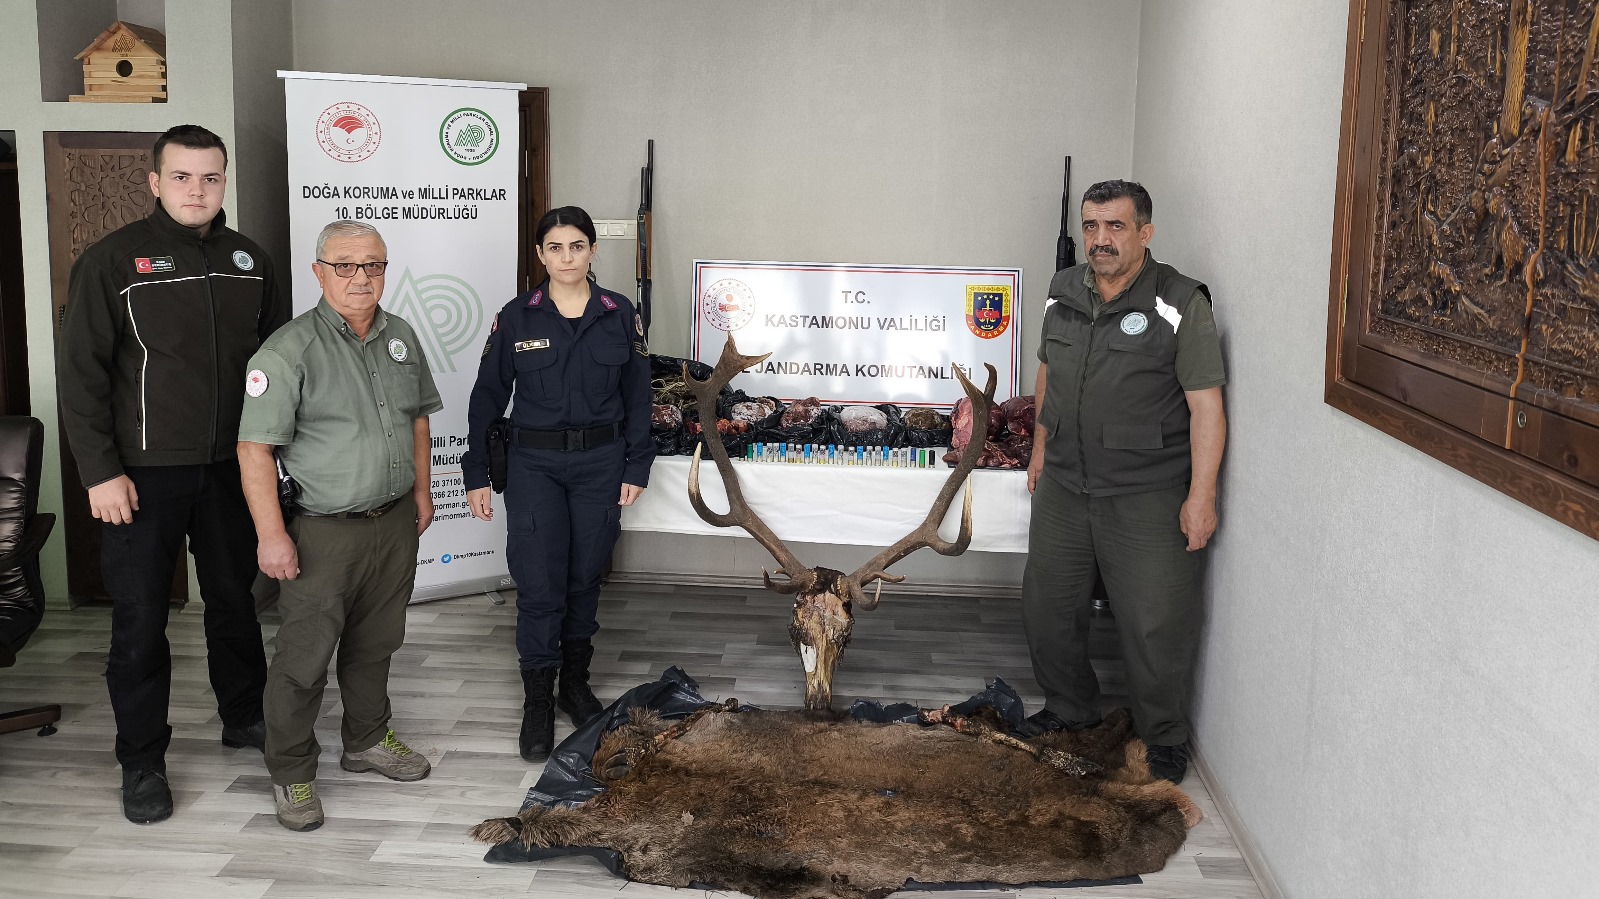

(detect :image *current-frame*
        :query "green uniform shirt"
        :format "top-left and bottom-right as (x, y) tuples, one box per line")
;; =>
(1041, 259), (1226, 391)
(1036, 253), (1225, 496)
(238, 298), (443, 513)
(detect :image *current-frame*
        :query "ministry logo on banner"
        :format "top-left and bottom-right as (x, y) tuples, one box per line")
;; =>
(439, 108), (500, 166)
(701, 278), (756, 331)
(315, 102), (382, 163)
(965, 285), (1012, 339)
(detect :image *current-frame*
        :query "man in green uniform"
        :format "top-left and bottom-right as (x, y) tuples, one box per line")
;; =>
(1021, 180), (1227, 785)
(236, 220), (442, 831)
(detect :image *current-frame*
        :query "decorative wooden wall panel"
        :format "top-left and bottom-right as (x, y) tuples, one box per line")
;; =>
(1329, 0), (1599, 540)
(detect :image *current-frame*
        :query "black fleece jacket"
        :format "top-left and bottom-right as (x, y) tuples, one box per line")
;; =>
(57, 204), (289, 487)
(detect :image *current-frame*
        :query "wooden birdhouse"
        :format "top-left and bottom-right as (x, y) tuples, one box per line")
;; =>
(70, 22), (167, 103)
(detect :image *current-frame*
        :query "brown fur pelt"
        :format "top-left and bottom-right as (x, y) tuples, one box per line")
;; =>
(472, 706), (1197, 899)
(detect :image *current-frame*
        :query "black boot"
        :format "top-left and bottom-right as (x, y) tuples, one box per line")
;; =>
(519, 667), (558, 762)
(556, 639), (605, 727)
(121, 765), (173, 824)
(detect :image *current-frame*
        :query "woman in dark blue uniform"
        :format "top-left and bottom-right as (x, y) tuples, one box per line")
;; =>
(462, 206), (654, 762)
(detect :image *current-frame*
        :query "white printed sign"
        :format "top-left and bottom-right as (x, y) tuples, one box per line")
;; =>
(282, 71), (524, 601)
(690, 261), (1022, 406)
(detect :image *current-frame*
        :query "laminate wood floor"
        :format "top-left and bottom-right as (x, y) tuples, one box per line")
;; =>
(0, 584), (1263, 899)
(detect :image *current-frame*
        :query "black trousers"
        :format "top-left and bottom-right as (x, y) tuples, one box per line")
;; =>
(503, 441), (624, 671)
(103, 462), (267, 770)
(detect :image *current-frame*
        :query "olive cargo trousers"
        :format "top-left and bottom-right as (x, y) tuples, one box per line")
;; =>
(1021, 475), (1199, 747)
(263, 493), (419, 785)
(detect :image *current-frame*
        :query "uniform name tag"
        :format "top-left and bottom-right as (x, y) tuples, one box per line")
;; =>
(135, 257), (175, 274)
(515, 339), (550, 352)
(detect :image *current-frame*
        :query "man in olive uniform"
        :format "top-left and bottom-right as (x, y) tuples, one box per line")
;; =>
(57, 124), (287, 824)
(1021, 180), (1227, 785)
(236, 220), (441, 831)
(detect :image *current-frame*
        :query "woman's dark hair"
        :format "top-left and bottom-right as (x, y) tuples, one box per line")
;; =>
(534, 205), (598, 246)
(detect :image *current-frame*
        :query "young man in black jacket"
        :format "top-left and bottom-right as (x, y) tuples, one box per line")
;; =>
(57, 124), (289, 824)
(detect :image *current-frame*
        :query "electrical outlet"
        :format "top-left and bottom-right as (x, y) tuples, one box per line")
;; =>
(593, 219), (637, 239)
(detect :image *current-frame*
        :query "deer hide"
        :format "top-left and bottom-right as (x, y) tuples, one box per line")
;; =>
(473, 706), (1194, 899)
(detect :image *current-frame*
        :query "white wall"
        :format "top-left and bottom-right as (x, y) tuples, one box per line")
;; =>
(33, 0), (117, 102)
(290, 0), (1138, 381)
(291, 0), (1142, 588)
(1133, 2), (1599, 896)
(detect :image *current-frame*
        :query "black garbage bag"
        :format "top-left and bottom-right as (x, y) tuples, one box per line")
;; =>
(721, 390), (783, 428)
(838, 403), (907, 449)
(735, 396), (838, 454)
(649, 352), (712, 384)
(652, 428), (684, 457)
(901, 407), (954, 449)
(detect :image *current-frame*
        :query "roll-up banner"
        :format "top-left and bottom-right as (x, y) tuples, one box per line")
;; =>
(280, 71), (524, 602)
(690, 260), (1023, 406)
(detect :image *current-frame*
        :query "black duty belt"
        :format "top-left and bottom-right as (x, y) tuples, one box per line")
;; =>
(295, 498), (401, 520)
(514, 422), (622, 451)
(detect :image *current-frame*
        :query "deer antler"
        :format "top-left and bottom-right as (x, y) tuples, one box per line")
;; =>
(844, 363), (997, 610)
(686, 334), (817, 594)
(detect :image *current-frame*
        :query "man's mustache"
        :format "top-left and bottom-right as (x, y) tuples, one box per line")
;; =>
(1090, 246), (1117, 257)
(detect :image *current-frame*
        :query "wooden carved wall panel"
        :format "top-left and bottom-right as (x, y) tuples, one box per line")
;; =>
(65, 150), (154, 238)
(48, 145), (154, 335)
(1329, 0), (1599, 540)
(1371, 0), (1599, 412)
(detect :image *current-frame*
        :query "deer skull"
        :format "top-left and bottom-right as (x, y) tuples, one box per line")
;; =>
(685, 334), (996, 711)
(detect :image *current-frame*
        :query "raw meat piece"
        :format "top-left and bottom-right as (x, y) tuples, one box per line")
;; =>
(1000, 395), (1036, 437)
(730, 401), (774, 423)
(839, 405), (889, 433)
(904, 408), (947, 430)
(950, 398), (975, 449)
(780, 397), (824, 428)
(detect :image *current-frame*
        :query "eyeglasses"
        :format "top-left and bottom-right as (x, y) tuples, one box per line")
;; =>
(316, 260), (388, 278)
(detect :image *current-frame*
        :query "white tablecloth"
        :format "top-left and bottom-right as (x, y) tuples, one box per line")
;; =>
(621, 456), (1031, 553)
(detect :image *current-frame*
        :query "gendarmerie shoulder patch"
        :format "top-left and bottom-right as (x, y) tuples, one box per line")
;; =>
(515, 339), (550, 352)
(245, 369), (269, 397)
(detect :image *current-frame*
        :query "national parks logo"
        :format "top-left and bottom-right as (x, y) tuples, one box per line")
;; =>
(315, 101), (382, 163)
(439, 108), (499, 166)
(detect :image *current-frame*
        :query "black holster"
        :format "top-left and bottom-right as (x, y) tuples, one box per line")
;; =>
(487, 417), (511, 494)
(275, 452), (301, 512)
